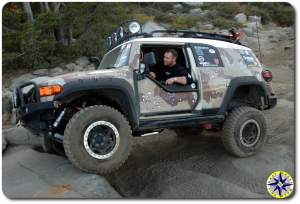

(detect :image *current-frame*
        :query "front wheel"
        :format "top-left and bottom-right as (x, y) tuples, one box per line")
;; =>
(222, 106), (267, 157)
(63, 105), (132, 174)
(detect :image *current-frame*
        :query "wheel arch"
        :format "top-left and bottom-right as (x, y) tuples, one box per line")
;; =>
(55, 78), (139, 129)
(218, 76), (269, 114)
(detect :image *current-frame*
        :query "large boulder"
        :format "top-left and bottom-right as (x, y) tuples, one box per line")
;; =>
(32, 69), (49, 76)
(2, 88), (12, 114)
(75, 56), (90, 67)
(2, 147), (121, 198)
(173, 3), (183, 10)
(65, 63), (83, 72)
(248, 16), (262, 25)
(242, 27), (255, 37)
(242, 21), (262, 37)
(240, 36), (272, 52)
(85, 64), (96, 71)
(182, 2), (204, 7)
(234, 13), (247, 24)
(2, 134), (7, 152)
(49, 67), (64, 76)
(142, 21), (166, 36)
(197, 22), (214, 30)
(188, 8), (203, 16)
(10, 73), (36, 90)
(3, 126), (42, 146)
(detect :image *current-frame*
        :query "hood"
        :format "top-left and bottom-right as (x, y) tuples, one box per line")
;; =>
(30, 69), (130, 87)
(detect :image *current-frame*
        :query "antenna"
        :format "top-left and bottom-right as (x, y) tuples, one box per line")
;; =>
(255, 16), (263, 63)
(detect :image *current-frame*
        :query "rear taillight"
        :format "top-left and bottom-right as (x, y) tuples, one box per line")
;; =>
(262, 70), (273, 82)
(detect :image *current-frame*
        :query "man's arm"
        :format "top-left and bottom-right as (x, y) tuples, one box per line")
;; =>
(166, 76), (187, 85)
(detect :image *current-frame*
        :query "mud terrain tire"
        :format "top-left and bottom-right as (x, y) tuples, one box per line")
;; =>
(64, 105), (132, 174)
(222, 106), (267, 157)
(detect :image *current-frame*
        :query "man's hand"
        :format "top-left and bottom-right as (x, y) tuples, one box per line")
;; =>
(149, 71), (156, 78)
(166, 77), (176, 85)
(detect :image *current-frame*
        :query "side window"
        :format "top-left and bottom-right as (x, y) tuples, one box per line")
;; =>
(239, 49), (260, 67)
(191, 44), (223, 67)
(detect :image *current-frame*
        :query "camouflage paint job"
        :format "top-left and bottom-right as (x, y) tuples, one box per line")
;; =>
(34, 39), (263, 114)
(193, 47), (263, 110)
(138, 78), (197, 114)
(134, 41), (198, 114)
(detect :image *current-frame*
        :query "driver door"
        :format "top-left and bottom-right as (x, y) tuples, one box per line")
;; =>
(136, 45), (199, 116)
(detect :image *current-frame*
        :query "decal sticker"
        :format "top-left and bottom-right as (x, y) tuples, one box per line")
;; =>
(198, 56), (205, 63)
(266, 171), (294, 199)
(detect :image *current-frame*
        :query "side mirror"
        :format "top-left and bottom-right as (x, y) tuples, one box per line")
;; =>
(143, 52), (157, 68)
(140, 63), (146, 74)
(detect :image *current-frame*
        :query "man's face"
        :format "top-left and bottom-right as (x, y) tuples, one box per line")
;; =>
(163, 52), (176, 66)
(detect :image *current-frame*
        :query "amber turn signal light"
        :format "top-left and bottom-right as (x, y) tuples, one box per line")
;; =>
(39, 85), (63, 97)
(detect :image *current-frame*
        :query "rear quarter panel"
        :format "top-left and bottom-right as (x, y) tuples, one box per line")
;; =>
(194, 46), (263, 110)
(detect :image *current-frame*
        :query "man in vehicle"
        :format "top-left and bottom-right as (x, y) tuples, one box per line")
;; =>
(149, 49), (193, 85)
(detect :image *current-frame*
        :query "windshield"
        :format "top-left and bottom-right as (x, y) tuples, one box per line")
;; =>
(99, 43), (132, 69)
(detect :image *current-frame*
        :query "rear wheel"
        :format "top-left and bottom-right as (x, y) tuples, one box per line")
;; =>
(222, 106), (267, 157)
(63, 105), (132, 174)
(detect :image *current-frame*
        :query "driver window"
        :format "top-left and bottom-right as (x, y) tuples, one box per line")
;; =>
(140, 45), (190, 79)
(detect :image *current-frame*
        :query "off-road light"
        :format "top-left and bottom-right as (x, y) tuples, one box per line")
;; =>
(39, 85), (63, 97)
(262, 70), (272, 82)
(113, 32), (118, 43)
(118, 27), (124, 38)
(106, 36), (112, 47)
(129, 21), (141, 34)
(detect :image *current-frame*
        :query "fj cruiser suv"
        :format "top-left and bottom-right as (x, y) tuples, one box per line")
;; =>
(12, 21), (277, 174)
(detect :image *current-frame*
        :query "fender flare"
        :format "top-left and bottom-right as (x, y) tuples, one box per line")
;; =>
(217, 76), (269, 115)
(55, 78), (139, 128)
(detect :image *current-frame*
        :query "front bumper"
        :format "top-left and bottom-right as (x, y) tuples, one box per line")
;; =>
(12, 82), (56, 132)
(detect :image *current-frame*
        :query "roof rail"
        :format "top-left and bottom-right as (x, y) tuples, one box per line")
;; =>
(105, 21), (242, 51)
(149, 30), (235, 42)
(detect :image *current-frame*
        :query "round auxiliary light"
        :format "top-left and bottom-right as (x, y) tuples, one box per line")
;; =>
(129, 21), (141, 34)
(118, 27), (124, 38)
(113, 32), (118, 43)
(106, 36), (112, 47)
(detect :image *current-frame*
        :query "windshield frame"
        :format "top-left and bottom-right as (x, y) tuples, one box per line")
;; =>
(99, 42), (132, 69)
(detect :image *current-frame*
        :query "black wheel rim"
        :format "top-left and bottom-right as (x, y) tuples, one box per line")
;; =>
(87, 125), (116, 155)
(83, 121), (120, 159)
(239, 119), (260, 147)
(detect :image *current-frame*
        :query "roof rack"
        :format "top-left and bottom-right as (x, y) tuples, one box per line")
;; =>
(105, 21), (242, 51)
(150, 30), (235, 42)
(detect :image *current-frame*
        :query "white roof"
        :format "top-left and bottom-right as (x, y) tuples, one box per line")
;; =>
(130, 37), (251, 50)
